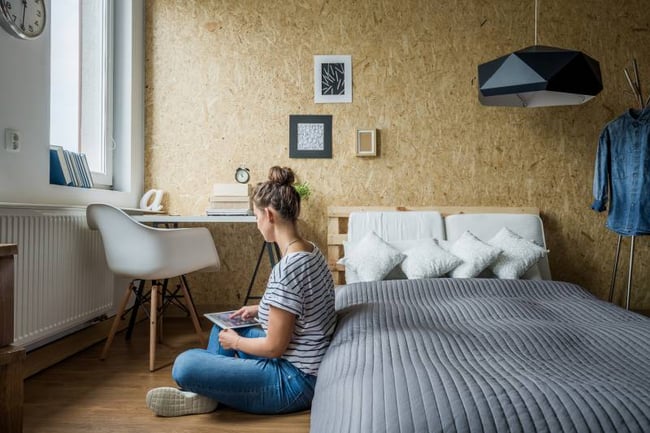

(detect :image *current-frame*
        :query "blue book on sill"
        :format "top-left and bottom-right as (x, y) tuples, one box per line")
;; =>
(49, 149), (73, 186)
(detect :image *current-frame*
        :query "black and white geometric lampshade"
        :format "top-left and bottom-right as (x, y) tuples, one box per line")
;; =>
(478, 45), (603, 107)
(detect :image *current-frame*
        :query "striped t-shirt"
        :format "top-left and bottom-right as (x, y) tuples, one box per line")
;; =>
(257, 244), (336, 376)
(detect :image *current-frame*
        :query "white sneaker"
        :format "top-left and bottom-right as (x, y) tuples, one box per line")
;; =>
(146, 387), (218, 417)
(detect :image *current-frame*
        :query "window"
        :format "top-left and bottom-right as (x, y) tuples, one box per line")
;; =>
(50, 0), (113, 187)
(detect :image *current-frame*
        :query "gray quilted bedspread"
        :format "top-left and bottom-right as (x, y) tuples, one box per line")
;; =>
(310, 278), (650, 433)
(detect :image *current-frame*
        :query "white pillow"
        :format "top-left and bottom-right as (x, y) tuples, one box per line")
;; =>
(337, 231), (406, 282)
(487, 227), (548, 279)
(448, 231), (502, 278)
(400, 239), (462, 279)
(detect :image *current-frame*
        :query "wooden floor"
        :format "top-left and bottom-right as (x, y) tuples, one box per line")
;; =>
(23, 317), (311, 433)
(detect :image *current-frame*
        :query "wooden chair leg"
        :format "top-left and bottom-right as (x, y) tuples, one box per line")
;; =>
(180, 277), (206, 346)
(149, 284), (159, 372)
(100, 283), (134, 360)
(157, 283), (164, 343)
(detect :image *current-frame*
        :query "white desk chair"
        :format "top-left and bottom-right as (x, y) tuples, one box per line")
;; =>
(86, 203), (220, 371)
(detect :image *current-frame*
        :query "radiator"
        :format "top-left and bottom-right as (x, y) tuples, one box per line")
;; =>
(0, 206), (114, 349)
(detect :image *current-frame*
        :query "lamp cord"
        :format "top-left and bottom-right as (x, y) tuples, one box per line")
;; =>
(534, 0), (538, 46)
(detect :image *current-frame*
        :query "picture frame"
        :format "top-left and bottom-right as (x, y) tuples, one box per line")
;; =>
(356, 129), (377, 157)
(289, 115), (333, 158)
(314, 55), (352, 103)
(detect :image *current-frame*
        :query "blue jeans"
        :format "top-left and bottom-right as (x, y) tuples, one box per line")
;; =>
(171, 325), (317, 414)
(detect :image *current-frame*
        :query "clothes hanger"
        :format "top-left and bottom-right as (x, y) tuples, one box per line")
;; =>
(624, 58), (648, 109)
(624, 59), (642, 108)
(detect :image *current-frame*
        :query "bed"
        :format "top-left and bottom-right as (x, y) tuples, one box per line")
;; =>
(311, 206), (650, 433)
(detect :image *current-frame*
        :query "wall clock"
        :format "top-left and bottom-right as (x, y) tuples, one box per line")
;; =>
(0, 0), (46, 40)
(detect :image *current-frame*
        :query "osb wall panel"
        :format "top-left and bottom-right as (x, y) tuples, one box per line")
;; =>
(145, 0), (650, 310)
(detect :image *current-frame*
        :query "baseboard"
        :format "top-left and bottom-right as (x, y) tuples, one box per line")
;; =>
(635, 309), (650, 317)
(24, 311), (147, 379)
(23, 303), (232, 379)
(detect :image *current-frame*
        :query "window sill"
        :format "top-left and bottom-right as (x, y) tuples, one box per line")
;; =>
(49, 183), (112, 191)
(0, 201), (162, 216)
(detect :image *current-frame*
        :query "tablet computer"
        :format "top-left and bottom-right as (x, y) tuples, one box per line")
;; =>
(203, 311), (260, 329)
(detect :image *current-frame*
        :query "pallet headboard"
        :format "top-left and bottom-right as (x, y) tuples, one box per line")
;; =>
(327, 206), (540, 285)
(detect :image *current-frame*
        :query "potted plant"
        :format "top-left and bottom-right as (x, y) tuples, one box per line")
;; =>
(294, 181), (312, 201)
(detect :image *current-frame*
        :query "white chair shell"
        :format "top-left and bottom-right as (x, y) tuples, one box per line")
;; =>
(87, 203), (220, 371)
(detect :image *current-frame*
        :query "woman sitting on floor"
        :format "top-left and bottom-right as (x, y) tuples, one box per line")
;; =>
(146, 166), (337, 416)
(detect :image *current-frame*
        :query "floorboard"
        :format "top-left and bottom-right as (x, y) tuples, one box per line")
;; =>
(23, 317), (311, 433)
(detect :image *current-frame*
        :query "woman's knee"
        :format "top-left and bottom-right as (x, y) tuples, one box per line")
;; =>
(171, 349), (204, 387)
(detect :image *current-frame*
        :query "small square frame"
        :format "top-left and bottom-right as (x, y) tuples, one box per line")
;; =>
(314, 55), (352, 103)
(289, 115), (333, 158)
(356, 129), (377, 157)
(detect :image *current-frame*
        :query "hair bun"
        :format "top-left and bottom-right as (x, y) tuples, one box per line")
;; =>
(268, 166), (295, 186)
(253, 166), (301, 222)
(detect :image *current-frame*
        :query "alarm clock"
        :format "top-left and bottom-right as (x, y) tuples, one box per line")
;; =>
(235, 166), (250, 184)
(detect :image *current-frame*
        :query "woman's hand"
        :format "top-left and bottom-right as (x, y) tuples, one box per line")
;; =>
(219, 328), (240, 350)
(219, 306), (295, 357)
(229, 305), (259, 320)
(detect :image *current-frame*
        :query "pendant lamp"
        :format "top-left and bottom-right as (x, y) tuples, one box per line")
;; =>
(478, 0), (602, 107)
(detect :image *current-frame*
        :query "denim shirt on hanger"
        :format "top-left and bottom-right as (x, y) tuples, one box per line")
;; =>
(592, 106), (650, 236)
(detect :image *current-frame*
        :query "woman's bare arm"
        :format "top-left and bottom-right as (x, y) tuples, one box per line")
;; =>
(219, 306), (295, 358)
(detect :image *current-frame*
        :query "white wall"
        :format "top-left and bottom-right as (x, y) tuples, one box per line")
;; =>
(0, 0), (144, 208)
(0, 1), (146, 330)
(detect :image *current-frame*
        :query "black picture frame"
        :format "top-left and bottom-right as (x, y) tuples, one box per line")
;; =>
(289, 115), (332, 158)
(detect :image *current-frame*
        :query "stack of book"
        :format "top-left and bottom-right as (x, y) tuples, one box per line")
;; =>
(49, 145), (94, 188)
(206, 183), (252, 215)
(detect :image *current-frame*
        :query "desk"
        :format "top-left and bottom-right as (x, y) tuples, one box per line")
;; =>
(132, 215), (279, 305)
(135, 215), (256, 224)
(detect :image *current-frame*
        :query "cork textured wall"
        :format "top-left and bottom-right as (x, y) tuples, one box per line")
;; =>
(144, 0), (650, 310)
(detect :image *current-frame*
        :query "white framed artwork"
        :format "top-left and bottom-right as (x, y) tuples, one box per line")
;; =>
(314, 55), (352, 103)
(356, 129), (377, 157)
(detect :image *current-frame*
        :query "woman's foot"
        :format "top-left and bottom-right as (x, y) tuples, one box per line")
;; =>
(146, 387), (218, 417)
